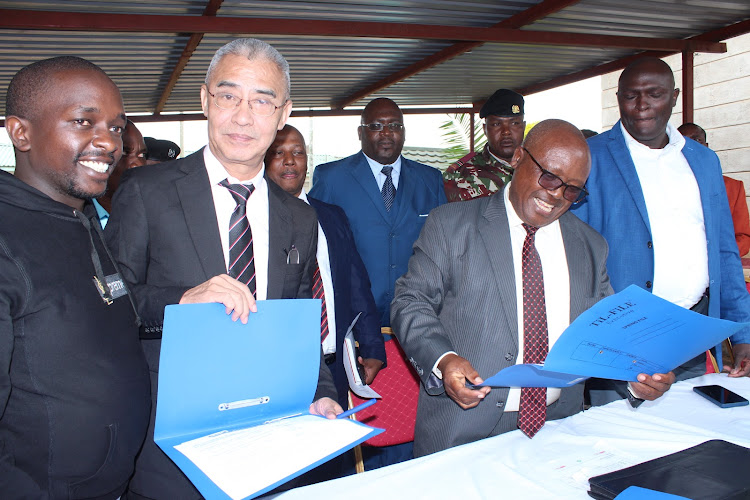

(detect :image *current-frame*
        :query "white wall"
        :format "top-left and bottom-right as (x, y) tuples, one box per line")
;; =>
(602, 32), (750, 208)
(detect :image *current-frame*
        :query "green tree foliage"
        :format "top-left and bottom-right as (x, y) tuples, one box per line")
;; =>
(440, 114), (486, 159)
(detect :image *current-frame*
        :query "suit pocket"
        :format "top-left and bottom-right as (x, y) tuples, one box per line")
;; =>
(281, 263), (304, 298)
(67, 423), (128, 498)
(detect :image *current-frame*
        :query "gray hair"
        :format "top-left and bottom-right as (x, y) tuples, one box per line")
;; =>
(205, 38), (290, 100)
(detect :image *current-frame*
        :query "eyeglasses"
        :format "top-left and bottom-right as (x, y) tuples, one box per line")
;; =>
(522, 147), (588, 203)
(360, 122), (405, 132)
(207, 90), (285, 117)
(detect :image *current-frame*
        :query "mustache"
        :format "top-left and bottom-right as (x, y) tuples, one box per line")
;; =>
(75, 151), (116, 163)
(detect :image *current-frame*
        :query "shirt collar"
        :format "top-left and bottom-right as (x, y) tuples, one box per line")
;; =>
(502, 181), (560, 234)
(486, 145), (513, 167)
(203, 146), (266, 188)
(363, 151), (402, 175)
(620, 121), (686, 155)
(298, 188), (310, 205)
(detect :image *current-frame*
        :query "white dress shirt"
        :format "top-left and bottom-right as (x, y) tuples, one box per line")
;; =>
(621, 122), (709, 308)
(203, 147), (270, 300)
(299, 189), (337, 354)
(503, 184), (570, 411)
(363, 152), (402, 191)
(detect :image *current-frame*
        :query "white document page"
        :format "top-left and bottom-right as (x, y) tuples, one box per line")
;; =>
(175, 415), (371, 500)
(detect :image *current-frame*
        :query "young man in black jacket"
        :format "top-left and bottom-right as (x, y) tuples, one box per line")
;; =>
(0, 56), (151, 499)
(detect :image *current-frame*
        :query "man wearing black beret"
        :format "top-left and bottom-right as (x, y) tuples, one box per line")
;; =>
(144, 136), (181, 165)
(443, 88), (526, 202)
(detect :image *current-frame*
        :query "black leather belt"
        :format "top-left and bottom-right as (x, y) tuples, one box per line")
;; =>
(324, 353), (336, 365)
(690, 288), (710, 314)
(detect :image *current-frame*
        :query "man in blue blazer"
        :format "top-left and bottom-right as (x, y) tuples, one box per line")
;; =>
(266, 125), (386, 409)
(310, 98), (447, 327)
(572, 57), (750, 405)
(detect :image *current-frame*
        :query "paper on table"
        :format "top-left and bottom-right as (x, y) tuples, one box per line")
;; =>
(342, 313), (381, 399)
(480, 285), (750, 387)
(175, 415), (373, 500)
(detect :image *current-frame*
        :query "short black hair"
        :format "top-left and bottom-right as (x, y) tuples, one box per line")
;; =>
(6, 56), (107, 119)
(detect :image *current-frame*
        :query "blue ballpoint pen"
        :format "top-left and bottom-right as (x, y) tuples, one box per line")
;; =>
(336, 398), (377, 419)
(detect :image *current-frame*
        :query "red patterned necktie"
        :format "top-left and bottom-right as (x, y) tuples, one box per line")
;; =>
(312, 262), (329, 342)
(219, 180), (256, 298)
(517, 223), (549, 438)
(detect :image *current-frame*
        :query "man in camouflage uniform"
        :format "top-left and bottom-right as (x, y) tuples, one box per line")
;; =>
(443, 89), (525, 202)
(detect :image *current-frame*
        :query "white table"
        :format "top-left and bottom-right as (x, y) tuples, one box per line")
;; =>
(273, 374), (750, 499)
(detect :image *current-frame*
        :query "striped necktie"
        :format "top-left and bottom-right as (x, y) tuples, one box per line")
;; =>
(219, 179), (257, 298)
(381, 166), (396, 211)
(517, 223), (549, 438)
(312, 262), (329, 342)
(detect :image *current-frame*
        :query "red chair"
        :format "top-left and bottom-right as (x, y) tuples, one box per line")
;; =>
(350, 330), (420, 462)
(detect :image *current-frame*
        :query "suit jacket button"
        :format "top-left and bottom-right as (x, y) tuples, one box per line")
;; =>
(646, 281), (652, 288)
(504, 353), (513, 361)
(647, 241), (653, 249)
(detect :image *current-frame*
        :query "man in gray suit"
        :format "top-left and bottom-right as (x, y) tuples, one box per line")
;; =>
(391, 120), (674, 457)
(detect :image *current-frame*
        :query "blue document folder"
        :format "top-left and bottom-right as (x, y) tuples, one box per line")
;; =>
(154, 300), (382, 500)
(480, 285), (750, 387)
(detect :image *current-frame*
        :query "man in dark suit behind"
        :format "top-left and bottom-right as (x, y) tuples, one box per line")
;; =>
(106, 38), (340, 500)
(265, 124), (386, 407)
(391, 120), (674, 457)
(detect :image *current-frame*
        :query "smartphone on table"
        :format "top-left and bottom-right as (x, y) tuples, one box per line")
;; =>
(693, 385), (749, 408)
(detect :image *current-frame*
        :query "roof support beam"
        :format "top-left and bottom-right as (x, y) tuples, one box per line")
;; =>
(0, 9), (724, 53)
(517, 18), (750, 97)
(332, 0), (582, 108)
(154, 0), (223, 114)
(682, 50), (694, 124)
(125, 106), (475, 124)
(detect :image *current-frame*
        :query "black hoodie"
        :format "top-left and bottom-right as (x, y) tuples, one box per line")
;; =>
(0, 170), (150, 499)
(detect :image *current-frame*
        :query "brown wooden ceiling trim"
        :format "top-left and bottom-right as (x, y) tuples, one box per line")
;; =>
(0, 8), (723, 53)
(153, 0), (223, 114)
(517, 18), (750, 97)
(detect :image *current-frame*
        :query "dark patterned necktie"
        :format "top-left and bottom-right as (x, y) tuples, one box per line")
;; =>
(219, 179), (256, 298)
(517, 223), (549, 438)
(312, 262), (329, 342)
(381, 166), (395, 211)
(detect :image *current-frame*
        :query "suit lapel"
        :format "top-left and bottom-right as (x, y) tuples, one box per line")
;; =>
(682, 144), (715, 243)
(607, 123), (652, 233)
(175, 151), (226, 280)
(266, 181), (293, 300)
(478, 193), (518, 350)
(393, 157), (418, 228)
(560, 213), (591, 319)
(348, 152), (391, 224)
(309, 199), (341, 289)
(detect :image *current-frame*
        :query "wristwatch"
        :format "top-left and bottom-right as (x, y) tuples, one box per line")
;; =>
(626, 385), (645, 408)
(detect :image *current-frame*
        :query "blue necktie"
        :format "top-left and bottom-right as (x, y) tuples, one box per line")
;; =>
(381, 166), (395, 211)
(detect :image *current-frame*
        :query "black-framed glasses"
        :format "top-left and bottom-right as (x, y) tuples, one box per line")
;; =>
(207, 90), (285, 117)
(360, 122), (405, 132)
(522, 147), (588, 203)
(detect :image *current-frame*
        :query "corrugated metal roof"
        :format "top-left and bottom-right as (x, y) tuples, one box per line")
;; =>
(0, 0), (748, 117)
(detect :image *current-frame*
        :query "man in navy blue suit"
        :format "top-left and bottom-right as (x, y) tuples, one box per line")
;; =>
(572, 57), (750, 405)
(265, 125), (386, 408)
(310, 97), (446, 469)
(310, 98), (447, 327)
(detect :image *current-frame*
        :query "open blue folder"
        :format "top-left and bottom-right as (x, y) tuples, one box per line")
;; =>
(155, 300), (383, 500)
(479, 285), (750, 388)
